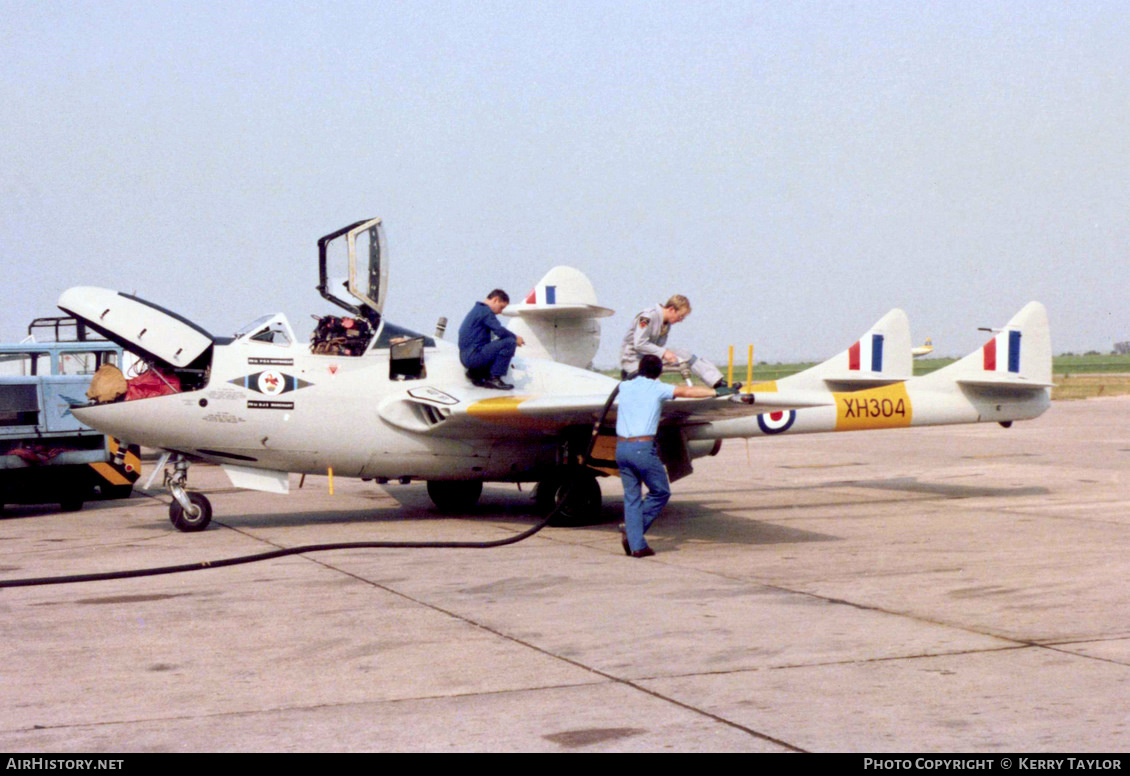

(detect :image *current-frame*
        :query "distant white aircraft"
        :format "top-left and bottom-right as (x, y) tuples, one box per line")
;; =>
(912, 338), (934, 357)
(59, 218), (1052, 532)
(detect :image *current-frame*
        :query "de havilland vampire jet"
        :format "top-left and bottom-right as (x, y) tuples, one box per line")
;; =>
(59, 218), (1052, 532)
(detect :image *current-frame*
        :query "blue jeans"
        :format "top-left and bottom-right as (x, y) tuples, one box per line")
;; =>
(616, 440), (670, 552)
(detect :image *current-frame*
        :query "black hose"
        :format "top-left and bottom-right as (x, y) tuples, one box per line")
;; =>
(0, 384), (623, 589)
(0, 516), (555, 589)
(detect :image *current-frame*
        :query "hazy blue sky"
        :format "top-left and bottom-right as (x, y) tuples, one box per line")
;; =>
(2, 0), (1126, 366)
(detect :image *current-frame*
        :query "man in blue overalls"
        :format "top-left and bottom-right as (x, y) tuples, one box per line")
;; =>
(616, 354), (724, 557)
(458, 289), (524, 390)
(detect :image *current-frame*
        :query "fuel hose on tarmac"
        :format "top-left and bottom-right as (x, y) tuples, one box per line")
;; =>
(0, 386), (622, 589)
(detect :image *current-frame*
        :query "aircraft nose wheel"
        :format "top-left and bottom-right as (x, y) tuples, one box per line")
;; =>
(536, 472), (601, 526)
(169, 492), (213, 532)
(164, 455), (213, 532)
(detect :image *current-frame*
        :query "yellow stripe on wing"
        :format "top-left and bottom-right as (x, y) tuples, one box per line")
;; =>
(465, 394), (572, 430)
(466, 396), (533, 418)
(465, 395), (546, 428)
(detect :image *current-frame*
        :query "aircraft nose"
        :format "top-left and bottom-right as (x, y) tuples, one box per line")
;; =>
(70, 402), (123, 431)
(70, 404), (100, 425)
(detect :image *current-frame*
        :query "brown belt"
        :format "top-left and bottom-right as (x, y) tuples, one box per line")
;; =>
(618, 436), (655, 443)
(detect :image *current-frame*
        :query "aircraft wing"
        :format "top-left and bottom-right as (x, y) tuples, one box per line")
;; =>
(378, 384), (834, 436)
(656, 390), (834, 422)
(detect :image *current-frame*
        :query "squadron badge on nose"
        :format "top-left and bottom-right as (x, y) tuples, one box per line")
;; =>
(230, 370), (313, 396)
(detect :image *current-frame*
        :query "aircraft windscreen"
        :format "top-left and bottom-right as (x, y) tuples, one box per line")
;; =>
(233, 315), (276, 338)
(232, 314), (295, 346)
(374, 322), (435, 349)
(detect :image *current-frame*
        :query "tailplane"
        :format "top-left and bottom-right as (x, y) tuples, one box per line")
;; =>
(503, 266), (614, 368)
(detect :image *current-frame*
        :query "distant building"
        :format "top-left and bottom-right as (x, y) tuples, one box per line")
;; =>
(1115, 341), (1130, 355)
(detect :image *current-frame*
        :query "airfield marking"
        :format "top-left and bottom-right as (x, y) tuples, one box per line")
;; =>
(213, 518), (806, 752)
(216, 507), (1094, 753)
(208, 478), (1115, 754)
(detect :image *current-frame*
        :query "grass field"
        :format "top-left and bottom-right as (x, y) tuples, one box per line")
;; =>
(627, 353), (1130, 400)
(1050, 374), (1130, 400)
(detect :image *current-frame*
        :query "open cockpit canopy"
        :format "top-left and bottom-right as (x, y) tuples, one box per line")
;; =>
(317, 217), (387, 327)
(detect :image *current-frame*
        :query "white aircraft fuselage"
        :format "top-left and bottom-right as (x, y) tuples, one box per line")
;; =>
(59, 219), (1052, 531)
(72, 323), (619, 483)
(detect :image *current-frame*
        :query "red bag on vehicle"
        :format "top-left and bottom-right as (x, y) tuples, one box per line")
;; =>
(125, 368), (180, 400)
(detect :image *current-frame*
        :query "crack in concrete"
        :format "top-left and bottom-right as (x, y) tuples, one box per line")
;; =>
(218, 520), (805, 752)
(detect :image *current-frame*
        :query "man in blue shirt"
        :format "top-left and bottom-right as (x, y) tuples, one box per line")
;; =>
(616, 354), (720, 557)
(458, 289), (524, 390)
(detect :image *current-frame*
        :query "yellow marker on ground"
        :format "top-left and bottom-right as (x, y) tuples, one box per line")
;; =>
(727, 345), (734, 386)
(328, 466), (334, 495)
(746, 344), (753, 387)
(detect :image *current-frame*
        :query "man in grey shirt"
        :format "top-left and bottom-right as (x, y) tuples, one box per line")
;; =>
(619, 295), (730, 388)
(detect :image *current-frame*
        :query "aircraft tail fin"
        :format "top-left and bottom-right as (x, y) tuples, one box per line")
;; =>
(503, 266), (615, 320)
(916, 302), (1053, 392)
(503, 266), (614, 369)
(764, 308), (913, 393)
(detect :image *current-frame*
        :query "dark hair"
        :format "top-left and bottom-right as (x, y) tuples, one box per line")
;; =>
(487, 289), (510, 303)
(639, 354), (664, 379)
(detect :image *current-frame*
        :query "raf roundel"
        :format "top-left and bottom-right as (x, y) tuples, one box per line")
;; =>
(757, 410), (796, 435)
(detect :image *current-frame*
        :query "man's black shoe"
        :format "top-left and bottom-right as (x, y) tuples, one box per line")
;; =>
(618, 524), (630, 556)
(482, 376), (514, 390)
(630, 546), (656, 558)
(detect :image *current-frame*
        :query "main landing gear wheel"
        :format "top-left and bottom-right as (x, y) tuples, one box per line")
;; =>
(427, 480), (484, 512)
(169, 492), (212, 532)
(536, 472), (601, 526)
(100, 484), (134, 501)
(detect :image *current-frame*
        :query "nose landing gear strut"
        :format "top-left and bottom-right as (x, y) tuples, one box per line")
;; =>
(166, 455), (213, 532)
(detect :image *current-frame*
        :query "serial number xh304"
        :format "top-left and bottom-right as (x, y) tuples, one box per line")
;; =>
(59, 218), (1052, 532)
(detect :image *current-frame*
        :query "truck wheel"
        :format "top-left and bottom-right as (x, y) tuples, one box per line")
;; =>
(169, 492), (212, 532)
(101, 485), (134, 501)
(59, 499), (84, 513)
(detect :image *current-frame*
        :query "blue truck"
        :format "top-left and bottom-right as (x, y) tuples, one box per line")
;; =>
(0, 317), (140, 512)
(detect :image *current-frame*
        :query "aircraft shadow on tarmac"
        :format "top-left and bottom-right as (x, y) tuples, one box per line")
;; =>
(0, 498), (145, 520)
(34, 475), (1047, 549)
(193, 484), (568, 531)
(0, 475), (1050, 556)
(171, 483), (840, 549)
(650, 500), (840, 548)
(837, 476), (1049, 499)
